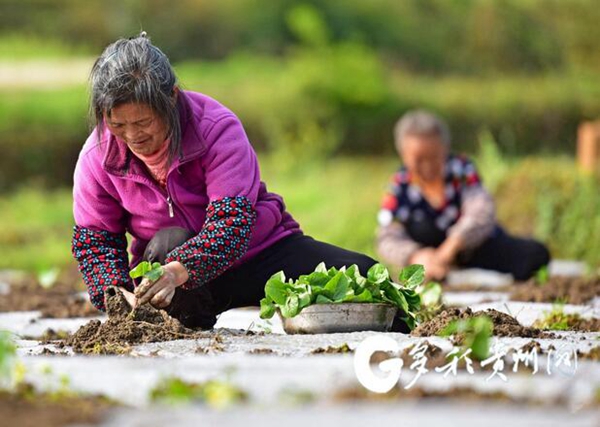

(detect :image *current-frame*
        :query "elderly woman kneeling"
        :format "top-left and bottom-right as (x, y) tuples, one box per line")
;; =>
(376, 110), (550, 281)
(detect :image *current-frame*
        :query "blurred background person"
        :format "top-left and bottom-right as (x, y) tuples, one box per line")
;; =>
(376, 110), (550, 281)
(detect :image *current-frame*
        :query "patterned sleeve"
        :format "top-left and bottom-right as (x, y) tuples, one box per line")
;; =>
(447, 157), (496, 249)
(375, 171), (421, 267)
(164, 196), (256, 290)
(71, 226), (134, 311)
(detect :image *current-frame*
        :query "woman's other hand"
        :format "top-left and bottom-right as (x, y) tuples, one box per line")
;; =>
(117, 287), (137, 308)
(134, 261), (189, 309)
(409, 248), (449, 281)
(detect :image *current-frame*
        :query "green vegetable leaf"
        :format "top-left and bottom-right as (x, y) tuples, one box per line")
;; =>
(129, 261), (164, 282)
(344, 289), (372, 303)
(398, 264), (425, 289)
(265, 272), (289, 306)
(315, 294), (333, 304)
(324, 271), (349, 302)
(280, 294), (300, 318)
(306, 271), (330, 288)
(314, 262), (327, 273)
(381, 282), (409, 313)
(367, 263), (390, 284)
(416, 282), (442, 307)
(259, 298), (276, 319)
(439, 315), (492, 361)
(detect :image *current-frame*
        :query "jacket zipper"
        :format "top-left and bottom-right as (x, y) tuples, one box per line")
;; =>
(166, 194), (174, 218)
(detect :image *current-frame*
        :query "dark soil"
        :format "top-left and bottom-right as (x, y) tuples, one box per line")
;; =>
(0, 266), (97, 318)
(510, 275), (600, 305)
(411, 307), (555, 339)
(443, 283), (513, 293)
(0, 384), (113, 427)
(577, 346), (600, 361)
(332, 384), (565, 406)
(66, 286), (211, 354)
(248, 348), (275, 355)
(311, 343), (352, 354)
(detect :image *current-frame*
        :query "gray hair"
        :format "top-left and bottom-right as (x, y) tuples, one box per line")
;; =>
(89, 32), (181, 162)
(393, 110), (451, 150)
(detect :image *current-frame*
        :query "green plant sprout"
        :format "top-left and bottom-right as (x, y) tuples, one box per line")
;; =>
(415, 281), (443, 323)
(150, 377), (247, 409)
(439, 315), (493, 361)
(534, 265), (549, 286)
(259, 263), (423, 330)
(0, 331), (16, 387)
(533, 303), (583, 331)
(129, 261), (164, 282)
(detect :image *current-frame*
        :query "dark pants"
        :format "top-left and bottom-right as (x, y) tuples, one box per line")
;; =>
(406, 217), (550, 281)
(143, 229), (378, 329)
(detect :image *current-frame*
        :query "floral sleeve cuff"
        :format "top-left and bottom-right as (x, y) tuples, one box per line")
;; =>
(71, 226), (133, 311)
(164, 196), (257, 290)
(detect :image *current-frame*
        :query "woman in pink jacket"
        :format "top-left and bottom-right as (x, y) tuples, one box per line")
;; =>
(72, 33), (376, 329)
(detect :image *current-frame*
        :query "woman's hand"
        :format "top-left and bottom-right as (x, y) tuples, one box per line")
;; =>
(117, 287), (137, 308)
(134, 261), (189, 309)
(409, 248), (449, 281)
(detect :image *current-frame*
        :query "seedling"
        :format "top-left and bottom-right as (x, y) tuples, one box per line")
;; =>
(534, 265), (550, 286)
(533, 303), (583, 331)
(259, 263), (423, 330)
(415, 281), (443, 323)
(128, 261), (165, 315)
(129, 261), (164, 282)
(439, 315), (493, 361)
(150, 377), (247, 409)
(0, 331), (16, 386)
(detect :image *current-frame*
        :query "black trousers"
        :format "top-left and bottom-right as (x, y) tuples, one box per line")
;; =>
(143, 229), (378, 329)
(406, 217), (550, 282)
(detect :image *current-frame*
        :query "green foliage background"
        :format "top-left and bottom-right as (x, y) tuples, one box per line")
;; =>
(0, 0), (599, 271)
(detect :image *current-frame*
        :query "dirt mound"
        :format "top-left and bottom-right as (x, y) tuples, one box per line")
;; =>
(411, 307), (554, 339)
(67, 286), (209, 354)
(0, 267), (97, 318)
(511, 275), (600, 304)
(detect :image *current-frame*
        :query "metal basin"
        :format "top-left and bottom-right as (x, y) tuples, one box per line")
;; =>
(281, 303), (398, 334)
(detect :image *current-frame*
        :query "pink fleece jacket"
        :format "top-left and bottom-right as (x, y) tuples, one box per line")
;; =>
(72, 90), (301, 309)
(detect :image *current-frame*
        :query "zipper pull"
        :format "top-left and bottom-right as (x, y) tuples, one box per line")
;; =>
(166, 196), (174, 218)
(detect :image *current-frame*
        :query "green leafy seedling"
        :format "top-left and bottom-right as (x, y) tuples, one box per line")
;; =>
(534, 265), (550, 286)
(130, 261), (164, 282)
(0, 331), (16, 385)
(533, 303), (582, 331)
(439, 315), (493, 361)
(415, 281), (443, 323)
(150, 377), (247, 409)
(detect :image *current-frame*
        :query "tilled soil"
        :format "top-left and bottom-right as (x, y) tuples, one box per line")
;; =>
(0, 384), (113, 427)
(510, 275), (600, 304)
(66, 286), (211, 354)
(332, 384), (565, 406)
(411, 307), (554, 339)
(0, 267), (97, 318)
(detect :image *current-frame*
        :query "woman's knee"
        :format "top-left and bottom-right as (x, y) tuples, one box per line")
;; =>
(143, 227), (195, 264)
(514, 240), (551, 281)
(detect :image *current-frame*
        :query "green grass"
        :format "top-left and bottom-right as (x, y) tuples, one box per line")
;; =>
(0, 187), (74, 272)
(0, 34), (92, 60)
